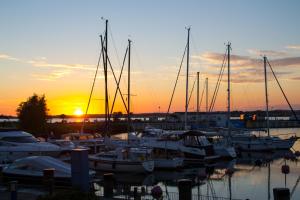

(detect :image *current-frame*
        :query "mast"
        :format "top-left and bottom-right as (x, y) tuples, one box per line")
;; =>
(184, 27), (190, 130)
(264, 56), (270, 136)
(197, 72), (200, 119)
(127, 39), (131, 133)
(206, 77), (208, 112)
(104, 19), (109, 136)
(227, 42), (231, 137)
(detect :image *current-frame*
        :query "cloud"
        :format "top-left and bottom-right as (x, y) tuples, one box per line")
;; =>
(248, 49), (287, 57)
(28, 59), (96, 71)
(192, 51), (300, 83)
(291, 76), (300, 80)
(0, 54), (19, 61)
(286, 45), (300, 50)
(31, 70), (71, 81)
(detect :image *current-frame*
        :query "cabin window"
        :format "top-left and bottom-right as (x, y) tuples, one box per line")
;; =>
(1, 136), (38, 143)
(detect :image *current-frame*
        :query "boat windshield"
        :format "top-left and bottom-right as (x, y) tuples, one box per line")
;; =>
(1, 136), (38, 143)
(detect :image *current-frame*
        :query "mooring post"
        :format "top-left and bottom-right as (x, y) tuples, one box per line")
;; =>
(178, 179), (192, 200)
(71, 148), (90, 192)
(273, 188), (290, 200)
(103, 173), (114, 198)
(43, 168), (55, 195)
(9, 181), (17, 200)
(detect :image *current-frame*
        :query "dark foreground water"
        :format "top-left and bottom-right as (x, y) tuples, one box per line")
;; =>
(96, 128), (300, 200)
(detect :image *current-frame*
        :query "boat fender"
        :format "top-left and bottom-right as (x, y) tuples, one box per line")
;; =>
(151, 185), (162, 199)
(255, 159), (263, 166)
(225, 168), (234, 175)
(281, 165), (290, 174)
(140, 155), (145, 161)
(294, 151), (300, 157)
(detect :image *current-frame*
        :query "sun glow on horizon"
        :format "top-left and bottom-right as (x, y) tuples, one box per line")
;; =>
(74, 108), (84, 116)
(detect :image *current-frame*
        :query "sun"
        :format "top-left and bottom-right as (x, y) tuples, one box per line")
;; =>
(74, 108), (83, 116)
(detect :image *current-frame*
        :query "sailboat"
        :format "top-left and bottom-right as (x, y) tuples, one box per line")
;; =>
(231, 56), (299, 151)
(87, 21), (154, 173)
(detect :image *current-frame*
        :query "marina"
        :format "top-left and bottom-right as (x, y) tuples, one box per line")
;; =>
(1, 1), (300, 199)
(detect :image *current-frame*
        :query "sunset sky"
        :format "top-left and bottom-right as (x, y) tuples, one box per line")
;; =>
(1, 0), (300, 116)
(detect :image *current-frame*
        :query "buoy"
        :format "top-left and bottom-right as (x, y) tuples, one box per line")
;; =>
(206, 167), (214, 175)
(281, 165), (290, 174)
(225, 168), (234, 175)
(151, 185), (162, 199)
(255, 159), (263, 166)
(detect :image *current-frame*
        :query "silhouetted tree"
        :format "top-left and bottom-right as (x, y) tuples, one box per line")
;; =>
(16, 94), (48, 135)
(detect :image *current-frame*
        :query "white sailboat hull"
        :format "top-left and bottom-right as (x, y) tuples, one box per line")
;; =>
(214, 146), (237, 158)
(154, 157), (184, 169)
(89, 158), (154, 173)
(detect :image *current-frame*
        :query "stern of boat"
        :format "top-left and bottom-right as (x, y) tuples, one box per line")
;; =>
(142, 160), (154, 173)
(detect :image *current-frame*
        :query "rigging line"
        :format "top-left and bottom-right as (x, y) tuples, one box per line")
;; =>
(266, 59), (299, 121)
(108, 24), (122, 68)
(101, 35), (110, 124)
(166, 43), (188, 114)
(190, 32), (201, 58)
(106, 51), (129, 115)
(199, 79), (206, 110)
(100, 35), (111, 135)
(110, 46), (129, 115)
(209, 49), (227, 112)
(209, 53), (226, 112)
(188, 75), (197, 108)
(209, 51), (227, 112)
(81, 40), (103, 133)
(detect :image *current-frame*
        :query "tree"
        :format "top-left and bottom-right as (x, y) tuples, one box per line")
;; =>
(16, 94), (48, 135)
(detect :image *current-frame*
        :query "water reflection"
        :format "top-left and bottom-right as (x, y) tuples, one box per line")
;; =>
(96, 150), (300, 199)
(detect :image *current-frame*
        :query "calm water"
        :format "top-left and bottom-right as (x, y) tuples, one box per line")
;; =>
(100, 128), (300, 200)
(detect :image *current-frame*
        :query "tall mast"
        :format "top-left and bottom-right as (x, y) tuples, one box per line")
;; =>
(264, 56), (270, 136)
(206, 77), (208, 112)
(127, 39), (131, 133)
(197, 72), (200, 116)
(227, 42), (231, 137)
(184, 27), (190, 130)
(104, 19), (109, 136)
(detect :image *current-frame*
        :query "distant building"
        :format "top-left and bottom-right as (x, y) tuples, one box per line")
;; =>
(167, 112), (228, 128)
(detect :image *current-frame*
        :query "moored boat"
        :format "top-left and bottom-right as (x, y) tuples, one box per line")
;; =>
(89, 147), (154, 173)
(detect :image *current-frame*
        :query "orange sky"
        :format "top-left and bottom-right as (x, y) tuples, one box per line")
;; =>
(1, 1), (300, 116)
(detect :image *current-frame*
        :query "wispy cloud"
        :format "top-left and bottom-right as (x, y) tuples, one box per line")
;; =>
(31, 70), (71, 81)
(0, 54), (19, 61)
(290, 76), (300, 80)
(192, 51), (300, 83)
(28, 59), (95, 71)
(247, 49), (287, 57)
(286, 45), (300, 50)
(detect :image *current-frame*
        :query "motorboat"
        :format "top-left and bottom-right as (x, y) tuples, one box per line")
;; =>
(201, 130), (237, 159)
(230, 130), (299, 151)
(0, 130), (62, 163)
(47, 139), (76, 152)
(89, 147), (154, 173)
(61, 132), (106, 154)
(2, 156), (95, 185)
(141, 130), (220, 164)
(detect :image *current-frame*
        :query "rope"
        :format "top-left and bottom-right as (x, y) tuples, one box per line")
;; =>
(266, 59), (299, 121)
(209, 49), (228, 112)
(188, 75), (197, 108)
(108, 24), (122, 68)
(199, 79), (206, 110)
(110, 46), (129, 115)
(80, 38), (103, 133)
(166, 43), (188, 114)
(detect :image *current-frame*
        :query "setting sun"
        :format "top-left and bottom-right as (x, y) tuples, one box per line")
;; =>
(74, 108), (83, 116)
